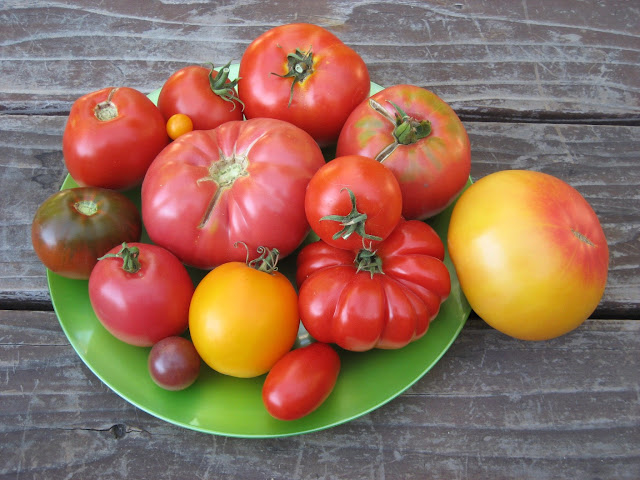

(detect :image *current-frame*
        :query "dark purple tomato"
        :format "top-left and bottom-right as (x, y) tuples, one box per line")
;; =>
(31, 187), (142, 279)
(148, 336), (201, 390)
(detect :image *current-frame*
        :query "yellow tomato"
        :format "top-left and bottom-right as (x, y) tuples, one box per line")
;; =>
(447, 170), (609, 340)
(166, 113), (193, 140)
(188, 252), (299, 378)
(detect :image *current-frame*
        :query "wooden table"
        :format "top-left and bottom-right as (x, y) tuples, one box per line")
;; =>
(2, 1), (638, 478)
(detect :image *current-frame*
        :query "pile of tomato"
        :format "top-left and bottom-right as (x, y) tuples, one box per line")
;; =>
(31, 23), (609, 422)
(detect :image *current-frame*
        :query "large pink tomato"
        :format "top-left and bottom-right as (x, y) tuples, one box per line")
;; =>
(141, 118), (325, 269)
(447, 170), (609, 340)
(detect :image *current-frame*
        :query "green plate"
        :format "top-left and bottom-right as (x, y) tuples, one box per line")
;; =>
(48, 65), (471, 438)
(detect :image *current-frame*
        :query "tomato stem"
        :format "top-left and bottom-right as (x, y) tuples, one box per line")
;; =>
(271, 46), (314, 107)
(388, 100), (432, 145)
(98, 242), (141, 274)
(320, 188), (382, 242)
(94, 88), (119, 121)
(74, 200), (98, 216)
(354, 247), (383, 278)
(206, 61), (245, 111)
(235, 243), (280, 274)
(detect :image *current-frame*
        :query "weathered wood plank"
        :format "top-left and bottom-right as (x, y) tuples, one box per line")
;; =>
(1, 0), (638, 122)
(1, 115), (637, 315)
(1, 310), (638, 479)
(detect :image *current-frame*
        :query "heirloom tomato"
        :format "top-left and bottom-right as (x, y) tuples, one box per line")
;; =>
(238, 23), (370, 146)
(448, 170), (609, 341)
(262, 342), (340, 421)
(297, 220), (451, 351)
(157, 63), (244, 131)
(336, 84), (471, 220)
(88, 242), (194, 347)
(188, 246), (300, 378)
(63, 87), (169, 190)
(31, 187), (142, 279)
(141, 118), (325, 269)
(148, 336), (201, 391)
(305, 155), (402, 251)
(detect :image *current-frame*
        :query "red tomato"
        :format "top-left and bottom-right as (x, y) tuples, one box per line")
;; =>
(305, 155), (403, 251)
(238, 23), (370, 146)
(88, 242), (194, 347)
(336, 84), (471, 220)
(141, 118), (326, 269)
(63, 87), (169, 190)
(297, 220), (451, 352)
(157, 63), (244, 131)
(262, 342), (340, 421)
(31, 187), (142, 279)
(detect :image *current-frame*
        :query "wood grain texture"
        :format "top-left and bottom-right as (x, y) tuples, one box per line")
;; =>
(1, 114), (637, 315)
(1, 0), (639, 122)
(1, 310), (638, 480)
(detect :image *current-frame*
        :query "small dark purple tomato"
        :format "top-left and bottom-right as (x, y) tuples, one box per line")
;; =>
(148, 336), (201, 390)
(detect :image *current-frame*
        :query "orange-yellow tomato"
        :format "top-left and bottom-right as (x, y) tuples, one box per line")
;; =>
(447, 170), (609, 341)
(188, 259), (299, 378)
(166, 113), (194, 140)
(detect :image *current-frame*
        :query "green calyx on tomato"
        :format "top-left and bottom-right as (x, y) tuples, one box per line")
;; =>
(93, 88), (119, 121)
(388, 100), (432, 145)
(366, 98), (432, 162)
(271, 46), (314, 107)
(98, 242), (141, 273)
(206, 62), (245, 111)
(235, 242), (280, 275)
(319, 188), (383, 243)
(354, 247), (383, 277)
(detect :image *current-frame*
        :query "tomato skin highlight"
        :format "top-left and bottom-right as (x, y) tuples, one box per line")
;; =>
(188, 259), (300, 378)
(63, 87), (169, 190)
(158, 65), (243, 131)
(88, 243), (194, 347)
(238, 23), (370, 146)
(141, 118), (325, 269)
(262, 342), (340, 421)
(305, 155), (403, 251)
(336, 84), (471, 220)
(297, 220), (451, 351)
(447, 170), (609, 340)
(31, 187), (142, 279)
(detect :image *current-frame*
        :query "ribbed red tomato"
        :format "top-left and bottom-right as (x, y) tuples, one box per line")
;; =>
(297, 220), (451, 351)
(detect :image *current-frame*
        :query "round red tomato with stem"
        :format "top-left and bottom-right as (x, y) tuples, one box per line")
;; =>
(88, 242), (195, 347)
(31, 187), (142, 279)
(262, 342), (341, 421)
(336, 84), (471, 220)
(297, 220), (451, 352)
(238, 23), (370, 146)
(305, 155), (403, 251)
(63, 87), (169, 190)
(141, 118), (326, 269)
(157, 63), (244, 131)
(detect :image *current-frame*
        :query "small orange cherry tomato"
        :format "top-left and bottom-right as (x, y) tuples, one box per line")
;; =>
(188, 246), (299, 378)
(166, 113), (194, 140)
